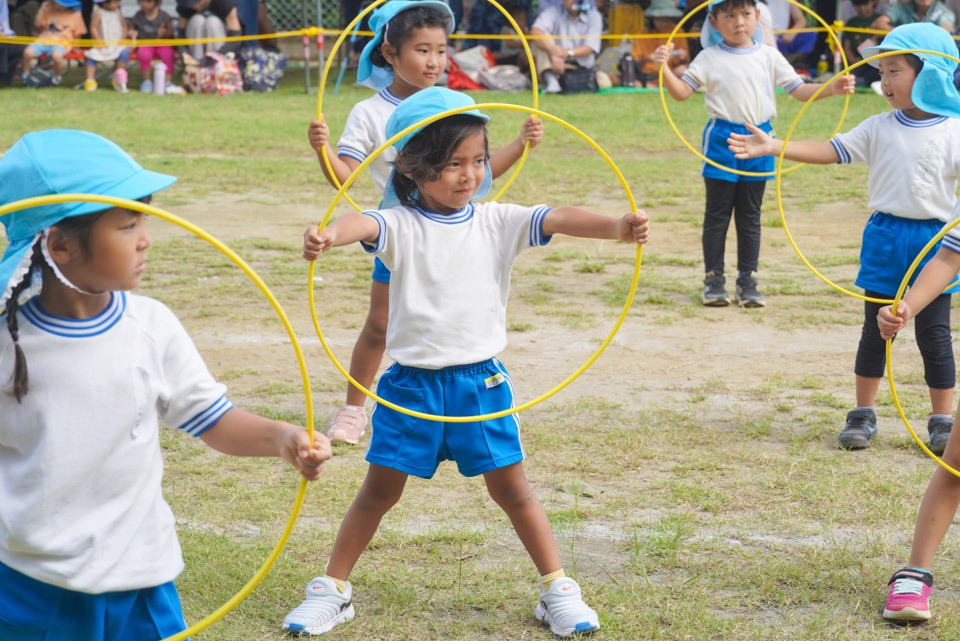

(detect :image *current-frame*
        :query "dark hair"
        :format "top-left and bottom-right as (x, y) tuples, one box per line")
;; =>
(390, 114), (488, 207)
(710, 0), (757, 15)
(370, 6), (449, 69)
(4, 198), (150, 402)
(850, 0), (873, 6)
(903, 52), (923, 75)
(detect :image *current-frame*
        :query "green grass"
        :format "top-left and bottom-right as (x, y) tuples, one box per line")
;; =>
(2, 72), (950, 641)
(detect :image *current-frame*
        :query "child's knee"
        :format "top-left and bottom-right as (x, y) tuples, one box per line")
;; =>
(355, 481), (403, 512)
(488, 478), (535, 510)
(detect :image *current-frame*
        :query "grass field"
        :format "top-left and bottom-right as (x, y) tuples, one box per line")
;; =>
(4, 69), (960, 640)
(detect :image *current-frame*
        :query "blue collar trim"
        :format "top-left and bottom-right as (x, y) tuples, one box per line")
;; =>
(718, 41), (760, 55)
(379, 88), (403, 106)
(894, 110), (948, 128)
(413, 203), (474, 224)
(21, 291), (126, 338)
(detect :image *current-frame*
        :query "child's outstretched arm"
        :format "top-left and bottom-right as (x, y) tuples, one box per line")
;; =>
(308, 118), (362, 190)
(489, 115), (544, 179)
(727, 123), (839, 164)
(789, 74), (855, 102)
(302, 212), (381, 261)
(541, 207), (650, 244)
(199, 409), (332, 480)
(878, 247), (960, 339)
(651, 43), (694, 101)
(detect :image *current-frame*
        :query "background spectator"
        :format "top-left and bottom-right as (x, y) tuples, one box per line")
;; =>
(0, 0), (23, 84)
(130, 0), (176, 91)
(237, 0), (278, 50)
(629, 0), (688, 88)
(19, 0), (87, 85)
(9, 0), (41, 36)
(84, 0), (130, 92)
(841, 0), (889, 86)
(466, 0), (532, 65)
(176, 0), (242, 59)
(530, 0), (602, 93)
(886, 0), (954, 30)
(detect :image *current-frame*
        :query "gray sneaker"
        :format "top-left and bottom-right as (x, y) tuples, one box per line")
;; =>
(838, 408), (877, 450)
(702, 272), (729, 306)
(928, 416), (953, 456)
(735, 272), (766, 308)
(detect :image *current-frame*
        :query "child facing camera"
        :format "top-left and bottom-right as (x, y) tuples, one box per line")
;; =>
(284, 88), (650, 638)
(306, 0), (543, 447)
(653, 0), (853, 308)
(727, 24), (960, 457)
(0, 130), (332, 641)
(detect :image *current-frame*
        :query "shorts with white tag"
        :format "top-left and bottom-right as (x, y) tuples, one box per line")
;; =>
(366, 358), (525, 479)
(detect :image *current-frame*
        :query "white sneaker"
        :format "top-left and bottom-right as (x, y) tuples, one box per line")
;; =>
(534, 577), (599, 637)
(282, 576), (355, 635)
(543, 71), (562, 94)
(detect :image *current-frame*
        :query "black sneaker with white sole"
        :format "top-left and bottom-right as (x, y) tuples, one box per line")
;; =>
(735, 272), (766, 308)
(702, 272), (729, 306)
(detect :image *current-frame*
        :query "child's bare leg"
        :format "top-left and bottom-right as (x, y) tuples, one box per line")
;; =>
(344, 280), (389, 407)
(909, 415), (960, 570)
(51, 49), (64, 78)
(85, 63), (95, 80)
(855, 374), (881, 407)
(21, 46), (35, 74)
(484, 462), (561, 574)
(325, 463), (407, 580)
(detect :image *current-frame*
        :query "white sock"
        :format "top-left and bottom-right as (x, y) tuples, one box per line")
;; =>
(544, 71), (561, 92)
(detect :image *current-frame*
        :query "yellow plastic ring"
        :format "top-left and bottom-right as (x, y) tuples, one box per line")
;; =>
(310, 102), (642, 422)
(776, 49), (960, 304)
(317, 0), (539, 212)
(0, 193), (314, 641)
(659, 0), (850, 178)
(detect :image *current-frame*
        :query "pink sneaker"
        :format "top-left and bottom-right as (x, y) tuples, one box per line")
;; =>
(327, 405), (367, 444)
(883, 568), (933, 621)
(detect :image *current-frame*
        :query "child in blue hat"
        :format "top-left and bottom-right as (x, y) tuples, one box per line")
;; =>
(0, 129), (332, 641)
(19, 0), (87, 86)
(284, 87), (650, 638)
(729, 23), (960, 467)
(307, 0), (544, 447)
(653, 0), (854, 308)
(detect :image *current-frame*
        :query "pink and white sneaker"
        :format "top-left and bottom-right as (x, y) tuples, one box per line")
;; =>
(326, 405), (367, 444)
(883, 568), (933, 621)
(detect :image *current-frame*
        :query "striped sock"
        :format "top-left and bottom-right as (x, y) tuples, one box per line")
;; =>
(539, 569), (566, 589)
(326, 576), (348, 594)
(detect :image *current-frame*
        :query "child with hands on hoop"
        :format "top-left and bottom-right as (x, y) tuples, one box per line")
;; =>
(307, 0), (544, 447)
(728, 24), (960, 457)
(0, 130), (331, 641)
(652, 0), (853, 308)
(284, 88), (649, 638)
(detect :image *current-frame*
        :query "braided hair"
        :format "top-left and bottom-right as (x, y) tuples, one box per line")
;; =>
(5, 239), (43, 402)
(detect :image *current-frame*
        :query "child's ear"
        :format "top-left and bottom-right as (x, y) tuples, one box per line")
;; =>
(46, 227), (81, 265)
(707, 12), (718, 28)
(381, 41), (398, 66)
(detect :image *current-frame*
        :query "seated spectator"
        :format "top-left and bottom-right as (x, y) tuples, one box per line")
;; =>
(19, 0), (86, 86)
(130, 0), (176, 92)
(176, 0), (242, 60)
(10, 0), (41, 37)
(841, 0), (890, 86)
(774, 0), (816, 67)
(530, 0), (602, 93)
(467, 0), (533, 67)
(83, 0), (130, 92)
(629, 0), (688, 88)
(887, 0), (954, 30)
(1, 0), (24, 85)
(236, 0), (278, 51)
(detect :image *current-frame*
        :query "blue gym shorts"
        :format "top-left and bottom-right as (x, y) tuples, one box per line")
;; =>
(857, 211), (960, 297)
(0, 561), (189, 641)
(27, 43), (67, 58)
(366, 358), (525, 479)
(371, 257), (391, 283)
(86, 49), (131, 65)
(701, 118), (774, 183)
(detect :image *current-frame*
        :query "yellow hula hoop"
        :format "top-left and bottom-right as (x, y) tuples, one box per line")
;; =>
(309, 102), (642, 423)
(775, 49), (960, 304)
(0, 194), (314, 641)
(658, 0), (850, 178)
(316, 0), (539, 213)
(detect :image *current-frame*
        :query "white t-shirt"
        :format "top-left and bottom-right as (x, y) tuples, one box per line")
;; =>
(337, 88), (403, 191)
(0, 292), (231, 593)
(681, 42), (804, 124)
(830, 110), (960, 221)
(361, 201), (552, 369)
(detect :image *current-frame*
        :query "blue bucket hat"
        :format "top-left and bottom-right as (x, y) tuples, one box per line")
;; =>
(0, 130), (176, 307)
(52, 0), (82, 8)
(381, 87), (492, 209)
(862, 23), (960, 119)
(357, 0), (455, 91)
(700, 0), (763, 48)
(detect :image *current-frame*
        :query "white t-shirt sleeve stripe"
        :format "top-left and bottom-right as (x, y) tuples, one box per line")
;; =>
(784, 78), (804, 94)
(360, 211), (387, 253)
(177, 395), (234, 436)
(337, 146), (366, 163)
(829, 138), (850, 164)
(680, 74), (699, 90)
(942, 232), (960, 254)
(529, 206), (553, 246)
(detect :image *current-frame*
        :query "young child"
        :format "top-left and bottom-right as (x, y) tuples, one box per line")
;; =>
(130, 0), (176, 93)
(83, 0), (129, 92)
(307, 0), (544, 445)
(0, 129), (332, 641)
(841, 0), (890, 88)
(629, 0), (689, 89)
(728, 23), (960, 454)
(652, 0), (854, 308)
(19, 0), (87, 86)
(283, 87), (650, 637)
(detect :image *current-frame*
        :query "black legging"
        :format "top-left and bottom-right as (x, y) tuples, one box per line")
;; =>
(855, 289), (955, 389)
(702, 177), (766, 275)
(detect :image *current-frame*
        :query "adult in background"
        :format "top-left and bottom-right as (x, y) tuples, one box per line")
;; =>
(886, 0), (954, 30)
(236, 0), (278, 50)
(529, 0), (602, 93)
(176, 0), (242, 60)
(0, 0), (23, 85)
(466, 0), (532, 66)
(9, 0), (40, 37)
